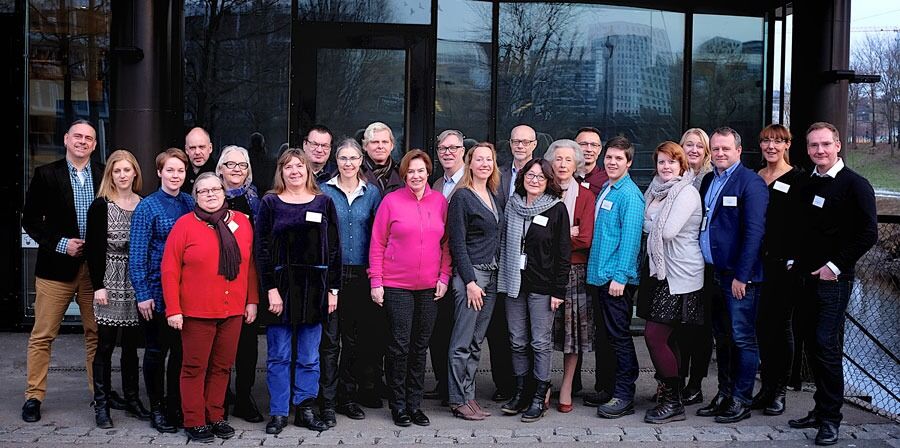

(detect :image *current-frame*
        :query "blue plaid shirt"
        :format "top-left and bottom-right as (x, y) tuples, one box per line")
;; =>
(586, 173), (645, 286)
(128, 189), (195, 312)
(55, 160), (94, 254)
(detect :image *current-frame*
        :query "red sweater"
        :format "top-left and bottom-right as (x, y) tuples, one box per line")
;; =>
(571, 186), (597, 264)
(162, 211), (259, 318)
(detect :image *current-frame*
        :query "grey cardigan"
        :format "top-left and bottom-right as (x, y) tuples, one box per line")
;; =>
(644, 185), (704, 294)
(447, 188), (503, 285)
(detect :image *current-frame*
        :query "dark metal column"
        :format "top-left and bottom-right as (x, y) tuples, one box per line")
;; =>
(789, 0), (850, 166)
(110, 0), (183, 195)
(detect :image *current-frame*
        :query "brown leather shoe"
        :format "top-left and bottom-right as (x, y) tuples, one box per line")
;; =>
(450, 403), (484, 421)
(467, 399), (491, 417)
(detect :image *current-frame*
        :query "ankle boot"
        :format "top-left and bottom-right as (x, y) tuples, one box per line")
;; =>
(764, 385), (786, 415)
(92, 359), (113, 428)
(149, 402), (177, 433)
(644, 377), (685, 424)
(500, 375), (529, 415)
(122, 359), (150, 420)
(520, 380), (550, 422)
(294, 401), (329, 432)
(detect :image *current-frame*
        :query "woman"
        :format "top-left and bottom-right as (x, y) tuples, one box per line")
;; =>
(498, 158), (570, 423)
(637, 142), (704, 424)
(129, 148), (195, 432)
(673, 127), (714, 404)
(215, 145), (263, 423)
(753, 124), (803, 416)
(319, 139), (382, 424)
(161, 173), (258, 443)
(369, 150), (451, 427)
(545, 140), (596, 413)
(255, 149), (341, 434)
(86, 149), (149, 428)
(446, 142), (503, 421)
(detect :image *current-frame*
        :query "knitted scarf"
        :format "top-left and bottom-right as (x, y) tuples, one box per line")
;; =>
(643, 174), (693, 280)
(498, 193), (560, 298)
(194, 205), (241, 281)
(363, 155), (396, 192)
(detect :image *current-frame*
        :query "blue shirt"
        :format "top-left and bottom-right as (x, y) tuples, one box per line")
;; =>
(320, 178), (382, 266)
(700, 161), (741, 264)
(128, 189), (195, 312)
(441, 168), (464, 198)
(56, 160), (94, 253)
(586, 174), (645, 286)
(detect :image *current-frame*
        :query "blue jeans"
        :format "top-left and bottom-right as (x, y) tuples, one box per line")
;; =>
(710, 272), (761, 405)
(266, 323), (322, 416)
(596, 283), (639, 401)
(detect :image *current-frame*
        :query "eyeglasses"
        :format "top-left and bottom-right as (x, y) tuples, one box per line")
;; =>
(510, 139), (536, 147)
(337, 156), (362, 163)
(196, 187), (224, 196)
(437, 145), (464, 154)
(524, 173), (547, 183)
(577, 141), (602, 149)
(305, 139), (331, 150)
(222, 161), (249, 170)
(760, 138), (788, 145)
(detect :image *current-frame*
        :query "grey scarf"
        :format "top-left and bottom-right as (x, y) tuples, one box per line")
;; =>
(498, 193), (560, 298)
(643, 174), (693, 280)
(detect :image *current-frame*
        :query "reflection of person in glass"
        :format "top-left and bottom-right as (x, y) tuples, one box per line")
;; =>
(360, 122), (403, 195)
(303, 125), (336, 183)
(183, 127), (217, 194)
(86, 149), (150, 429)
(255, 149), (341, 434)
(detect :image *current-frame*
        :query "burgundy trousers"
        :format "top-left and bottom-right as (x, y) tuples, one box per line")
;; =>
(180, 315), (242, 427)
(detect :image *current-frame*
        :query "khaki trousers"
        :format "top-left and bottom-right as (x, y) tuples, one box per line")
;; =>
(25, 263), (98, 401)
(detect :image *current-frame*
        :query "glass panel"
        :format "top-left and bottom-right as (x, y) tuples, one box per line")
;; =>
(298, 0), (430, 24)
(497, 3), (684, 185)
(316, 48), (406, 162)
(184, 0), (291, 192)
(690, 14), (765, 164)
(436, 0), (492, 143)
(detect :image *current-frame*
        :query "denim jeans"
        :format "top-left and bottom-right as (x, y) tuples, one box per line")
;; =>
(596, 283), (639, 401)
(506, 293), (556, 382)
(710, 272), (761, 405)
(448, 268), (497, 404)
(383, 287), (438, 411)
(266, 323), (323, 416)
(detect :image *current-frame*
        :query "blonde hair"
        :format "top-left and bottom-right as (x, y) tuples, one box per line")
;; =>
(457, 142), (500, 194)
(269, 148), (321, 195)
(97, 149), (142, 200)
(680, 128), (711, 172)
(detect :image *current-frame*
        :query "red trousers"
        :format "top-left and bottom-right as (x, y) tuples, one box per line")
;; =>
(180, 315), (242, 427)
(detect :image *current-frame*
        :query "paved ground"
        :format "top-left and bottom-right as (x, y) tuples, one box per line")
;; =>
(0, 331), (897, 447)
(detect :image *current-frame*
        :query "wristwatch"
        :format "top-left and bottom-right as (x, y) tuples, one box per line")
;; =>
(330, 289), (339, 296)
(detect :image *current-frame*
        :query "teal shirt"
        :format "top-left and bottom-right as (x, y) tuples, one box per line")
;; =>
(586, 173), (645, 286)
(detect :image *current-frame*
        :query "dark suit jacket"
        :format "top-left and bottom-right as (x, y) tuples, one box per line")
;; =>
(23, 158), (105, 281)
(432, 176), (462, 201)
(698, 163), (769, 283)
(497, 164), (514, 211)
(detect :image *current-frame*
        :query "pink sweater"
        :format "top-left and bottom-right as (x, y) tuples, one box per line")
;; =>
(369, 184), (451, 290)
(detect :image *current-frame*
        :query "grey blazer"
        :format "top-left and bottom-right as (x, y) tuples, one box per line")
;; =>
(497, 164), (514, 211)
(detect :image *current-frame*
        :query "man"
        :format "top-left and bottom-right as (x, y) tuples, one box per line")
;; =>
(574, 127), (608, 195)
(361, 122), (403, 195)
(432, 129), (466, 199)
(586, 136), (645, 419)
(21, 119), (104, 422)
(787, 122), (876, 446)
(304, 125), (336, 183)
(183, 127), (217, 193)
(497, 125), (538, 211)
(695, 126), (768, 424)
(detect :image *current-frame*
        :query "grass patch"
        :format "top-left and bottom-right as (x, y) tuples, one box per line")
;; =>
(844, 144), (900, 193)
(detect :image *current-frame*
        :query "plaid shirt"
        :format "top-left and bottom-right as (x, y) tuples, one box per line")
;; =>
(55, 160), (95, 253)
(586, 173), (645, 286)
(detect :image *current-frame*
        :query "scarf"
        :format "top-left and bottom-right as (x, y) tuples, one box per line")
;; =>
(194, 205), (241, 281)
(363, 155), (396, 191)
(643, 174), (693, 280)
(225, 183), (260, 217)
(498, 193), (560, 299)
(560, 177), (579, 226)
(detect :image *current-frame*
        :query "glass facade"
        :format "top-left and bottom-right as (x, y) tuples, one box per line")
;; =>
(298, 0), (430, 24)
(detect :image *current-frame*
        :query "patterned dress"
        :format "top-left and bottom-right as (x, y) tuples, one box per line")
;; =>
(94, 202), (140, 326)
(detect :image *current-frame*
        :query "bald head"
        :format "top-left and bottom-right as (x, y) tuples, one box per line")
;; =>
(185, 127), (213, 170)
(509, 125), (537, 168)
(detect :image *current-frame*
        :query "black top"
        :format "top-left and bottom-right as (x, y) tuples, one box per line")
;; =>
(447, 188), (503, 285)
(521, 201), (571, 299)
(85, 198), (110, 289)
(761, 167), (805, 261)
(791, 166), (878, 275)
(182, 157), (217, 194)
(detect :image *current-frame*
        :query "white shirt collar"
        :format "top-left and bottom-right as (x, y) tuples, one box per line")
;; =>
(812, 157), (844, 178)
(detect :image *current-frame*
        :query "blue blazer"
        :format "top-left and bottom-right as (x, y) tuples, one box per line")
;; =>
(698, 163), (769, 283)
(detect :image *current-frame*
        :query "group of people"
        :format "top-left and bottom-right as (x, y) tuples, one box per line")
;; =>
(21, 118), (877, 446)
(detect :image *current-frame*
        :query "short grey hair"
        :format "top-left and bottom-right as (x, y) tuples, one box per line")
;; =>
(712, 126), (742, 149)
(192, 172), (226, 200)
(544, 139), (585, 175)
(435, 129), (464, 146)
(215, 145), (253, 186)
(363, 122), (395, 146)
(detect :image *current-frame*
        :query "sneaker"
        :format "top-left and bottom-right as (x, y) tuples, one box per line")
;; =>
(209, 420), (235, 439)
(596, 397), (635, 419)
(185, 425), (214, 443)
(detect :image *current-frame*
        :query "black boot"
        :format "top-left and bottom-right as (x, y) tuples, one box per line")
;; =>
(750, 386), (772, 410)
(294, 401), (329, 432)
(500, 375), (530, 415)
(149, 402), (177, 433)
(764, 386), (786, 416)
(644, 377), (686, 424)
(92, 358), (114, 428)
(520, 380), (550, 422)
(121, 357), (150, 420)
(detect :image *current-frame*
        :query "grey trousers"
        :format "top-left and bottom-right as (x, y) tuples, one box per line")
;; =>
(447, 268), (497, 404)
(506, 292), (556, 382)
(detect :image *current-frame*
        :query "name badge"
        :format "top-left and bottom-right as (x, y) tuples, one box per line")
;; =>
(601, 200), (613, 210)
(700, 216), (708, 232)
(812, 195), (825, 208)
(306, 211), (323, 223)
(533, 215), (549, 227)
(519, 253), (527, 270)
(722, 196), (738, 207)
(773, 181), (790, 193)
(227, 220), (239, 233)
(581, 181), (591, 189)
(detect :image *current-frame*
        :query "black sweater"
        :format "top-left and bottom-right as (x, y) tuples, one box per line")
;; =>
(447, 188), (504, 285)
(762, 167), (806, 261)
(792, 166), (877, 275)
(521, 201), (571, 299)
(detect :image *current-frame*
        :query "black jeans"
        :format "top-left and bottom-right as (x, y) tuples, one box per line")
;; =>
(800, 274), (852, 425)
(584, 284), (617, 396)
(318, 307), (341, 407)
(596, 282), (639, 401)
(233, 317), (259, 401)
(383, 287), (438, 411)
(486, 294), (515, 394)
(428, 281), (453, 400)
(757, 259), (798, 391)
(341, 265), (384, 399)
(142, 312), (182, 410)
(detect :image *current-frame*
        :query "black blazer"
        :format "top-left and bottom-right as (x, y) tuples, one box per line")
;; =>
(23, 158), (104, 282)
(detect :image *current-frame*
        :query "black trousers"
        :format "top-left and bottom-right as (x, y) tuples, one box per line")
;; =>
(428, 281), (453, 400)
(757, 259), (798, 390)
(232, 318), (259, 401)
(383, 287), (438, 411)
(142, 312), (182, 410)
(575, 284), (616, 395)
(93, 323), (142, 400)
(486, 293), (515, 394)
(341, 265), (381, 400)
(318, 307), (341, 406)
(675, 267), (714, 387)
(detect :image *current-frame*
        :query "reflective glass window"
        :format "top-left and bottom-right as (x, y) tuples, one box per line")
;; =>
(298, 0), (430, 24)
